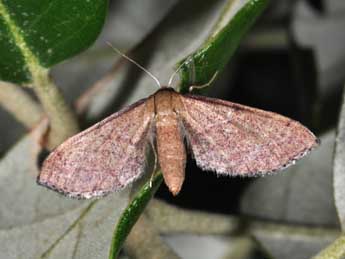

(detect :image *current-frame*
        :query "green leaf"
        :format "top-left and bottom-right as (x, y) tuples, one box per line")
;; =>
(108, 173), (163, 259)
(178, 0), (269, 93)
(0, 0), (108, 84)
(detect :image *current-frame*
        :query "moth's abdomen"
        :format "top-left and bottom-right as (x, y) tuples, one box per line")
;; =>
(154, 90), (186, 195)
(156, 113), (186, 195)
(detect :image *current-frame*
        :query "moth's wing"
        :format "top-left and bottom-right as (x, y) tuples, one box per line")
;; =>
(178, 94), (318, 176)
(38, 97), (155, 199)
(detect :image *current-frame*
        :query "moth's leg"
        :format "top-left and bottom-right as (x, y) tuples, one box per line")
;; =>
(189, 71), (219, 92)
(149, 139), (158, 188)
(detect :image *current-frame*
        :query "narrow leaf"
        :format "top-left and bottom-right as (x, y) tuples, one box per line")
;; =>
(108, 173), (163, 259)
(178, 0), (269, 92)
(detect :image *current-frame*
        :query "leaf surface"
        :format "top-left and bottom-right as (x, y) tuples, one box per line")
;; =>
(0, 0), (108, 84)
(178, 0), (268, 92)
(334, 85), (345, 230)
(0, 120), (130, 258)
(109, 173), (163, 259)
(240, 131), (339, 259)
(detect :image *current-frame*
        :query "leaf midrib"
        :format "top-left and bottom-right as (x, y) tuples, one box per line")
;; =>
(0, 0), (47, 82)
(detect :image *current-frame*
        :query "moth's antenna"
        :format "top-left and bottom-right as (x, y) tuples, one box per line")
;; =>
(168, 61), (186, 88)
(106, 42), (161, 88)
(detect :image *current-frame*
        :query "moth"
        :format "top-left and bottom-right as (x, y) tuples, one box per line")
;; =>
(38, 49), (319, 199)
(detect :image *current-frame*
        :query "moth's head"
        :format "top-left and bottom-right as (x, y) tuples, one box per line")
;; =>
(156, 86), (176, 92)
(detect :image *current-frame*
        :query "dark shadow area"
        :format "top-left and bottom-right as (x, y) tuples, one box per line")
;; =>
(157, 152), (252, 215)
(37, 148), (50, 169)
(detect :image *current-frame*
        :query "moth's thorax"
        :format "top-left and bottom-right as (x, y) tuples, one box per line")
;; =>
(153, 87), (186, 195)
(153, 87), (182, 116)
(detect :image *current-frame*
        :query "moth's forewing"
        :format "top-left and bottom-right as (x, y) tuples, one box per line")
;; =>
(38, 97), (155, 199)
(177, 94), (318, 175)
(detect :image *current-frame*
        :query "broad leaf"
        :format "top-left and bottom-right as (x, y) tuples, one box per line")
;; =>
(0, 119), (80, 229)
(252, 228), (337, 259)
(241, 131), (338, 259)
(0, 0), (108, 84)
(0, 121), (130, 258)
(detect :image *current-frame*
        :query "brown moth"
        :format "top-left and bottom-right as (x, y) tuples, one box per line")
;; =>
(38, 50), (319, 199)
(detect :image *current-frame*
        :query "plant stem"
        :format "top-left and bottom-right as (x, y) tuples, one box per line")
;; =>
(32, 68), (79, 148)
(0, 1), (79, 148)
(223, 237), (258, 259)
(148, 200), (340, 238)
(0, 81), (43, 128)
(147, 199), (240, 234)
(311, 234), (345, 259)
